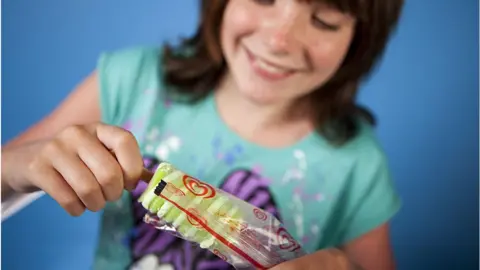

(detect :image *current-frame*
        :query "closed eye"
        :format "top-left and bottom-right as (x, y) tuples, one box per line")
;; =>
(253, 0), (275, 5)
(311, 16), (340, 31)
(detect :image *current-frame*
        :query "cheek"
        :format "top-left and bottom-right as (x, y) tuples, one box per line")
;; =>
(310, 42), (350, 73)
(297, 37), (352, 93)
(222, 1), (259, 47)
(308, 29), (354, 74)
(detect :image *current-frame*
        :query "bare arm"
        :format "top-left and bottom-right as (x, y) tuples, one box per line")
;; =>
(3, 71), (101, 149)
(340, 223), (395, 270)
(2, 71), (101, 200)
(270, 223), (395, 270)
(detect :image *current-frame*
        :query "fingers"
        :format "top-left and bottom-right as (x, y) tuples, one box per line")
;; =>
(93, 123), (144, 190)
(45, 139), (106, 212)
(25, 123), (146, 217)
(28, 154), (86, 216)
(63, 126), (125, 201)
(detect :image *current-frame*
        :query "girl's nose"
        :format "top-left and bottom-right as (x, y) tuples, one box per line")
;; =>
(268, 25), (295, 54)
(263, 8), (304, 55)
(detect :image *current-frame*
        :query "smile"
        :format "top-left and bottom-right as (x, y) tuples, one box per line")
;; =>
(244, 47), (296, 81)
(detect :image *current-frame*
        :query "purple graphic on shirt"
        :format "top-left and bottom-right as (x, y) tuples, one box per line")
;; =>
(128, 156), (281, 270)
(212, 134), (244, 166)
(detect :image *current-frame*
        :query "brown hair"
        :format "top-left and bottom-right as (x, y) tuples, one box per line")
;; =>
(162, 0), (404, 145)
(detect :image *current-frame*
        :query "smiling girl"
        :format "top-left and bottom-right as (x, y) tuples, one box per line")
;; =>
(2, 0), (404, 269)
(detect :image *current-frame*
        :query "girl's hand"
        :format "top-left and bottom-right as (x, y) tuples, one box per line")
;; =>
(269, 248), (356, 270)
(2, 123), (150, 216)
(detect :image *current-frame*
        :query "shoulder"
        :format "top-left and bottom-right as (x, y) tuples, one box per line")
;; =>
(99, 46), (162, 65)
(97, 46), (163, 88)
(96, 46), (167, 127)
(342, 120), (388, 170)
(305, 120), (396, 201)
(316, 119), (399, 209)
(315, 119), (389, 174)
(302, 119), (391, 183)
(332, 120), (395, 198)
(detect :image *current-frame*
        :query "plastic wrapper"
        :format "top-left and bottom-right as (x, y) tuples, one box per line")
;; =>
(138, 162), (306, 270)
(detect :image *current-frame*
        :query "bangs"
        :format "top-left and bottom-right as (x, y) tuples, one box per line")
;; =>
(304, 0), (369, 20)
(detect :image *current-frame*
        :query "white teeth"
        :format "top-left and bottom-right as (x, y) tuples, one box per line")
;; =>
(255, 58), (290, 75)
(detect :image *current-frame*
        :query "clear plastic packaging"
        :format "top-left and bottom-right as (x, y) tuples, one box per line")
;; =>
(138, 162), (306, 270)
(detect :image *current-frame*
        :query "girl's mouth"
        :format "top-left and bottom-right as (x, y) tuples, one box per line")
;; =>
(244, 46), (296, 81)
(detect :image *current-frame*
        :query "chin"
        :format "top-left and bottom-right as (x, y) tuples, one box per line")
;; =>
(238, 84), (282, 105)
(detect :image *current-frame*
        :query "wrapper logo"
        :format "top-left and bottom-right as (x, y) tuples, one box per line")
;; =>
(253, 208), (268, 221)
(165, 183), (185, 196)
(277, 227), (301, 252)
(216, 211), (248, 232)
(213, 249), (228, 261)
(183, 175), (216, 199)
(186, 208), (208, 228)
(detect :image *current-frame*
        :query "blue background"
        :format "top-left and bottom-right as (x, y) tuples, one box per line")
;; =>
(2, 0), (478, 269)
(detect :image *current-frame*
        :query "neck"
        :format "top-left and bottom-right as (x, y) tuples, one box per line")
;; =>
(215, 75), (291, 127)
(214, 74), (315, 146)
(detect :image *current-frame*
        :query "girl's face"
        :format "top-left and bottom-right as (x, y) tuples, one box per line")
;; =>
(221, 0), (356, 105)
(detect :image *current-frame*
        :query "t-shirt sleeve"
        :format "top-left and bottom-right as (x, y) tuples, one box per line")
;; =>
(336, 137), (402, 245)
(97, 46), (162, 127)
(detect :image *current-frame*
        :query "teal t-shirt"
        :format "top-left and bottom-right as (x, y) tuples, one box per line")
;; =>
(92, 47), (401, 270)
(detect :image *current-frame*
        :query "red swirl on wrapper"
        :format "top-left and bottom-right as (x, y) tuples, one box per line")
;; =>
(186, 208), (208, 228)
(253, 208), (268, 221)
(183, 175), (216, 199)
(213, 249), (228, 261)
(277, 227), (302, 252)
(165, 183), (185, 196)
